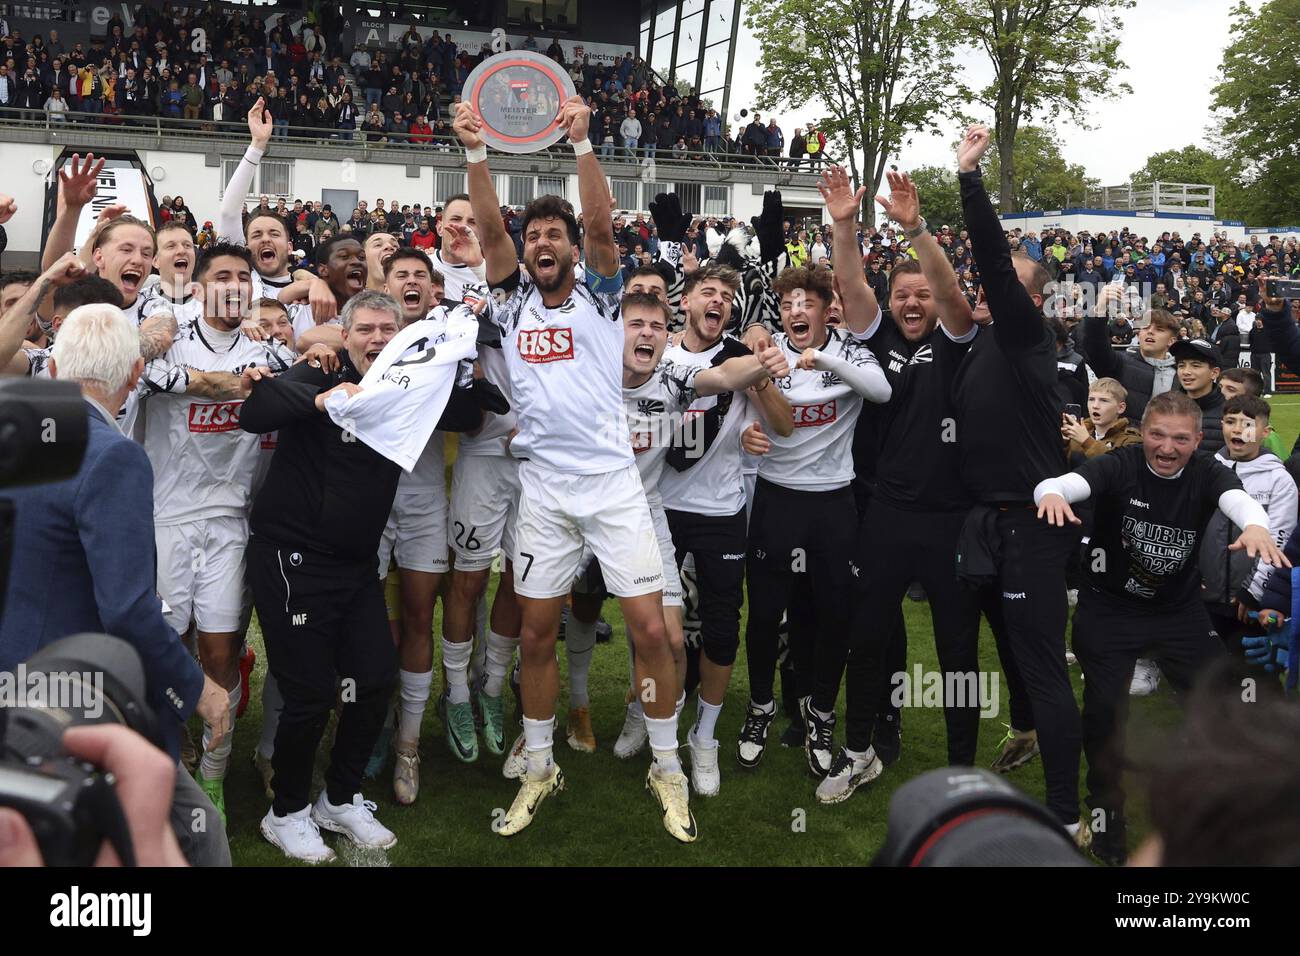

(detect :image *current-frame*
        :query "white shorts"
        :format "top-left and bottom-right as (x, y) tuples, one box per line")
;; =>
(378, 490), (450, 576)
(575, 498), (681, 606)
(514, 461), (663, 600)
(450, 453), (520, 572)
(156, 515), (248, 634)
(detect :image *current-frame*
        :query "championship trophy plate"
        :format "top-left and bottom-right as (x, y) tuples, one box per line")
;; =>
(463, 50), (578, 154)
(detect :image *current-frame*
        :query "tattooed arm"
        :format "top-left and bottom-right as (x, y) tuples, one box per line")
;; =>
(138, 310), (178, 361)
(0, 254), (86, 374)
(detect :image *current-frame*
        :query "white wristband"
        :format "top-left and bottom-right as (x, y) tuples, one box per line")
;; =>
(571, 138), (593, 156)
(465, 145), (487, 164)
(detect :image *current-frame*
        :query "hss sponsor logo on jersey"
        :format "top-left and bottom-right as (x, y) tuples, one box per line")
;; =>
(188, 401), (243, 432)
(791, 400), (837, 427)
(517, 327), (574, 363)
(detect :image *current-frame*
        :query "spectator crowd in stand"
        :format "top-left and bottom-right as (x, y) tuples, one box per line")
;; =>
(0, 7), (827, 167)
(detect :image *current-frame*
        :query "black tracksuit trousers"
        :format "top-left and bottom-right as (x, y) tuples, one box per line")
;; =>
(250, 537), (398, 816)
(1073, 591), (1224, 818)
(745, 478), (856, 714)
(845, 500), (982, 763)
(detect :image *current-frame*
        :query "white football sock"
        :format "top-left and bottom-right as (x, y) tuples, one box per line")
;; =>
(566, 614), (597, 708)
(693, 696), (722, 744)
(523, 715), (555, 779)
(199, 683), (240, 781)
(483, 629), (519, 697)
(442, 637), (473, 705)
(751, 698), (775, 714)
(645, 713), (682, 774)
(258, 670), (282, 759)
(398, 668), (433, 743)
(814, 705), (834, 722)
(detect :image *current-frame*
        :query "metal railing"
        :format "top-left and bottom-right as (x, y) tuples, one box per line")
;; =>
(1085, 182), (1216, 215)
(0, 108), (831, 180)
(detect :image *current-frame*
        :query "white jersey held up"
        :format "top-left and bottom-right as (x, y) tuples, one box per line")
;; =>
(324, 303), (479, 472)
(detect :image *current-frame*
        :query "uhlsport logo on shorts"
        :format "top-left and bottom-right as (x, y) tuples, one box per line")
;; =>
(790, 400), (837, 427)
(517, 327), (574, 363)
(188, 401), (243, 432)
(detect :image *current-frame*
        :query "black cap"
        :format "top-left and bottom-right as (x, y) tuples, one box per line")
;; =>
(1171, 338), (1223, 368)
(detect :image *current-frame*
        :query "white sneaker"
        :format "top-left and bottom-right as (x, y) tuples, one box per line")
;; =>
(1129, 658), (1160, 696)
(687, 730), (720, 796)
(502, 729), (527, 780)
(614, 704), (648, 759)
(311, 792), (397, 849)
(260, 805), (336, 863)
(815, 747), (883, 805)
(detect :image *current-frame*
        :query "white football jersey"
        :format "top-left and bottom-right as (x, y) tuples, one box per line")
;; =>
(252, 271), (295, 303)
(323, 304), (479, 472)
(141, 320), (295, 525)
(286, 302), (342, 341)
(761, 328), (879, 492)
(658, 338), (752, 517)
(432, 250), (488, 305)
(394, 305), (456, 494)
(140, 285), (205, 327)
(487, 266), (631, 475)
(624, 361), (701, 504)
(24, 347), (51, 378)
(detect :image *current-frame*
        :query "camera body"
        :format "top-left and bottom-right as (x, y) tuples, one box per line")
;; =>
(0, 634), (161, 866)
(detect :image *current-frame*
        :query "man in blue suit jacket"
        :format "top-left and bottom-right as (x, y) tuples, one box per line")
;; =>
(0, 297), (230, 864)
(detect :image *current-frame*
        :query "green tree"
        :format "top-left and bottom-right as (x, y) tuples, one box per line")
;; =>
(904, 165), (964, 231)
(1128, 146), (1246, 222)
(937, 0), (1133, 213)
(984, 125), (1096, 212)
(1211, 0), (1300, 226)
(746, 0), (964, 226)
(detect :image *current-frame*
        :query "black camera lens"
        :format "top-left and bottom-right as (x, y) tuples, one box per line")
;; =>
(1, 633), (161, 764)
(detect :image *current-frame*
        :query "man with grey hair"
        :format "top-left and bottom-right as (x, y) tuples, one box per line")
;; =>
(239, 289), (502, 862)
(237, 289), (404, 863)
(0, 302), (234, 866)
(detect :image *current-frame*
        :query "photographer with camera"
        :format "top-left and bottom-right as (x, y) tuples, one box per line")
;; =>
(0, 724), (189, 867)
(0, 303), (232, 866)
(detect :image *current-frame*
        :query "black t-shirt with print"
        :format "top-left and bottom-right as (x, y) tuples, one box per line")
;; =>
(1076, 445), (1243, 610)
(866, 313), (976, 512)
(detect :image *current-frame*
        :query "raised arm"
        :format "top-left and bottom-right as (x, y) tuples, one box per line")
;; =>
(818, 165), (878, 336)
(220, 97), (272, 243)
(0, 253), (84, 372)
(453, 101), (518, 287)
(1081, 286), (1123, 378)
(957, 125), (1043, 351)
(795, 344), (891, 403)
(43, 153), (105, 274)
(876, 170), (973, 338)
(693, 344), (789, 396)
(560, 96), (617, 279)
